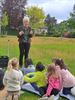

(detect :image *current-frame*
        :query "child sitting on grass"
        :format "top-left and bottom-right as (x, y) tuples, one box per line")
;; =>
(42, 64), (61, 100)
(21, 58), (35, 75)
(23, 62), (47, 96)
(3, 58), (23, 100)
(54, 58), (75, 96)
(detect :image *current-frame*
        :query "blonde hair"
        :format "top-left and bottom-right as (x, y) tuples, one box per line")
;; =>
(47, 64), (56, 77)
(7, 58), (19, 71)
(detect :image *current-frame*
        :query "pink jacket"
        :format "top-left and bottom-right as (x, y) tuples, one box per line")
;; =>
(45, 76), (60, 97)
(56, 66), (75, 88)
(61, 69), (75, 87)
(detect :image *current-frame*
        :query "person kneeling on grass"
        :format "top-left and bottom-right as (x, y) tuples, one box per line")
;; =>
(3, 58), (23, 100)
(23, 62), (47, 96)
(40, 64), (61, 100)
(21, 58), (35, 75)
(54, 58), (75, 96)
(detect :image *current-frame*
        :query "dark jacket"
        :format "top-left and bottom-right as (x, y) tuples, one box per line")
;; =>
(17, 26), (33, 43)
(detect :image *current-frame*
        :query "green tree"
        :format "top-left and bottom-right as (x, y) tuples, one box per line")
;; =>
(45, 14), (57, 35)
(68, 4), (75, 29)
(59, 21), (68, 34)
(1, 12), (8, 35)
(70, 4), (75, 18)
(26, 6), (45, 29)
(2, 0), (27, 28)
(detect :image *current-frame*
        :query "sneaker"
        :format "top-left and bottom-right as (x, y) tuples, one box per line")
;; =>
(48, 95), (54, 100)
(38, 96), (48, 100)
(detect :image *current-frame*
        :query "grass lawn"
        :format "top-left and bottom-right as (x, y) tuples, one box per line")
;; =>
(0, 36), (75, 100)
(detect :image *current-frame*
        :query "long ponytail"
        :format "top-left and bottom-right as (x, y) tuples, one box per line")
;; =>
(7, 59), (13, 71)
(7, 58), (19, 71)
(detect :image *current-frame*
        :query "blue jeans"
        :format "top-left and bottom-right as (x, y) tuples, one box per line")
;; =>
(31, 83), (46, 96)
(63, 87), (73, 95)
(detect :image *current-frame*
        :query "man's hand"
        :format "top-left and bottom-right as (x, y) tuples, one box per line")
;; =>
(30, 30), (33, 35)
(19, 31), (24, 36)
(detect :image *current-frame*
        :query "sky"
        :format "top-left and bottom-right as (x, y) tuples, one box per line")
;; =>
(27, 0), (75, 23)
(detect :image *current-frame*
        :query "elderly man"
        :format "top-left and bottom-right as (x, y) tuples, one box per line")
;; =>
(18, 17), (33, 67)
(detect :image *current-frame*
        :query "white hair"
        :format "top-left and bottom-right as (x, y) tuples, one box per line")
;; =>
(23, 16), (30, 22)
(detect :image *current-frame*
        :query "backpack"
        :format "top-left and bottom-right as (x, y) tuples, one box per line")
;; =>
(0, 56), (9, 90)
(0, 56), (9, 68)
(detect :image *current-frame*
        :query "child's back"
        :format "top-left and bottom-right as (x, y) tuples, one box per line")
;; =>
(23, 62), (46, 96)
(3, 69), (23, 91)
(23, 62), (46, 87)
(21, 64), (35, 75)
(44, 64), (61, 97)
(3, 58), (23, 100)
(60, 69), (75, 87)
(21, 58), (35, 75)
(54, 58), (75, 96)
